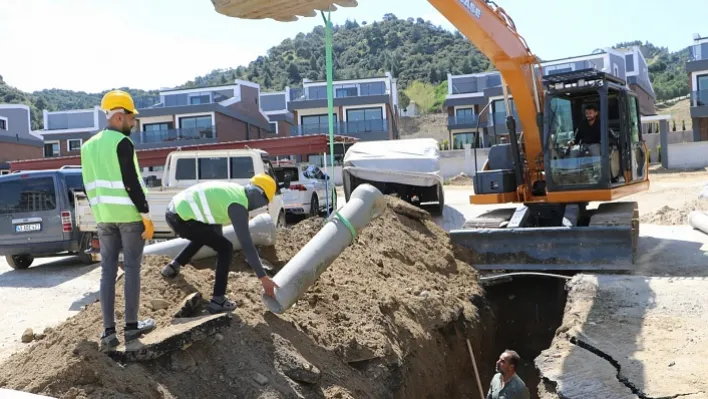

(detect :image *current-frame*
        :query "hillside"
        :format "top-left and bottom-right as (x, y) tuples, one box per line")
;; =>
(0, 14), (695, 130)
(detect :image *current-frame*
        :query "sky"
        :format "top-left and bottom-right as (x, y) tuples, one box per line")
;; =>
(0, 0), (704, 93)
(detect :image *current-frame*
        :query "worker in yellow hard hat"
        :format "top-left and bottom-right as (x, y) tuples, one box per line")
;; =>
(81, 89), (156, 350)
(161, 174), (280, 314)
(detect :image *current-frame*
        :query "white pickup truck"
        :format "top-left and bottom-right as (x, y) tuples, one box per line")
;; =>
(74, 148), (287, 240)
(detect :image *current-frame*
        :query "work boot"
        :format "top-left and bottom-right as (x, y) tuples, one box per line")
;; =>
(207, 296), (237, 314)
(100, 327), (119, 351)
(124, 319), (156, 342)
(161, 261), (181, 278)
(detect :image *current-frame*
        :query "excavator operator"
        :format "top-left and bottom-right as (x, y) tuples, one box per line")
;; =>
(160, 175), (280, 314)
(568, 104), (601, 154)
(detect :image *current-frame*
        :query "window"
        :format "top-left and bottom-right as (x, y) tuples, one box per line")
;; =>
(175, 158), (196, 180)
(301, 114), (337, 135)
(360, 82), (386, 96)
(144, 123), (171, 131)
(269, 122), (278, 134)
(697, 75), (708, 106)
(455, 108), (476, 123)
(229, 156), (255, 179)
(492, 99), (516, 124)
(64, 174), (84, 206)
(453, 133), (477, 149)
(308, 86), (327, 100)
(336, 87), (357, 98)
(44, 142), (60, 158)
(346, 107), (384, 133)
(198, 157), (228, 180)
(275, 167), (299, 185)
(67, 139), (82, 152)
(0, 177), (57, 215)
(625, 54), (635, 73)
(628, 96), (641, 144)
(0, 118), (6, 130)
(179, 115), (214, 139)
(189, 94), (211, 105)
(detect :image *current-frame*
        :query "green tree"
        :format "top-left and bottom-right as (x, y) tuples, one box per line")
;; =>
(404, 81), (436, 114)
(287, 63), (301, 83)
(399, 91), (410, 109)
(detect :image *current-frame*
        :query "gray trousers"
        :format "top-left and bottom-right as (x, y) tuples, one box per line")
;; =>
(97, 221), (145, 329)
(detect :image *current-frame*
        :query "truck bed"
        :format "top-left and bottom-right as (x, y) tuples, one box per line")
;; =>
(74, 189), (179, 237)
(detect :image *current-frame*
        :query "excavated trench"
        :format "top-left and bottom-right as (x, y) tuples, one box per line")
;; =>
(474, 274), (569, 399)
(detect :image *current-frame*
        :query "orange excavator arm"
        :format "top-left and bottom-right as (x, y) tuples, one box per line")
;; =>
(427, 0), (545, 197)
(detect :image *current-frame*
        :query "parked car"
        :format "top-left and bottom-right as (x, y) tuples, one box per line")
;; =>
(274, 163), (335, 217)
(0, 168), (93, 270)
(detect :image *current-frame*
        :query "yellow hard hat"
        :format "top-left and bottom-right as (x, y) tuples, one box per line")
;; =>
(101, 90), (139, 115)
(250, 173), (276, 203)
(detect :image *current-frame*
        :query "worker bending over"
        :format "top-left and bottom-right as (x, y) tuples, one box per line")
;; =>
(81, 90), (156, 350)
(161, 175), (279, 313)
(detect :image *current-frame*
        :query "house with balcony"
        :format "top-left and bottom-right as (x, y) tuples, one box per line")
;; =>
(687, 34), (708, 141)
(40, 106), (107, 158)
(133, 80), (274, 149)
(444, 47), (657, 148)
(0, 104), (43, 174)
(287, 72), (400, 144)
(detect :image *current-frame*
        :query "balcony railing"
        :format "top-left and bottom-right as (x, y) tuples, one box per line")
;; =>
(289, 85), (389, 101)
(133, 91), (232, 110)
(448, 114), (480, 126)
(693, 89), (708, 107)
(493, 110), (519, 125)
(293, 120), (389, 136)
(133, 126), (216, 145)
(690, 44), (708, 62)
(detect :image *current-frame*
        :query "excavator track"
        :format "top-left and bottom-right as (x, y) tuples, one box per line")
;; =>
(449, 201), (639, 271)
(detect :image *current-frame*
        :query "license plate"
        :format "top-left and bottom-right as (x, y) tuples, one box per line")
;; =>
(15, 223), (41, 233)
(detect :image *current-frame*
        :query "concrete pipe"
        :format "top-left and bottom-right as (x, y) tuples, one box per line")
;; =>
(262, 183), (387, 314)
(144, 213), (277, 260)
(689, 210), (708, 236)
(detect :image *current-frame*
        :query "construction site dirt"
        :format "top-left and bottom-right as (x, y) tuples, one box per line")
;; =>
(0, 198), (500, 399)
(2, 167), (708, 398)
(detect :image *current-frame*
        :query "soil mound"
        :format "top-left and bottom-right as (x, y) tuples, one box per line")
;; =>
(447, 173), (473, 186)
(0, 197), (485, 399)
(640, 199), (708, 225)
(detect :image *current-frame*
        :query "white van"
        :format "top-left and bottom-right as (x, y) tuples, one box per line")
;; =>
(75, 148), (286, 238)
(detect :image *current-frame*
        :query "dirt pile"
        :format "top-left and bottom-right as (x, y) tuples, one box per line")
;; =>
(447, 173), (474, 186)
(0, 197), (486, 399)
(640, 198), (708, 225)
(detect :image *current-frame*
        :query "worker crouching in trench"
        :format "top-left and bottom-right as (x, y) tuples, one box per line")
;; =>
(160, 175), (279, 313)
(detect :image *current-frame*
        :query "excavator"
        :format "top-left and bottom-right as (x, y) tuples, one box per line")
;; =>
(210, 0), (650, 271)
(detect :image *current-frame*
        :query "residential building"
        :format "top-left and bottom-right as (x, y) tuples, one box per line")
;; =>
(133, 80), (276, 149)
(444, 47), (657, 148)
(0, 104), (43, 174)
(287, 72), (400, 144)
(687, 34), (708, 140)
(40, 106), (107, 158)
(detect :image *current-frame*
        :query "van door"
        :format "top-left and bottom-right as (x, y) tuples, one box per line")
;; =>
(0, 174), (65, 246)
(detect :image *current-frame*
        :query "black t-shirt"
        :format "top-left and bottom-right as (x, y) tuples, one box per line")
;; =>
(575, 119), (601, 144)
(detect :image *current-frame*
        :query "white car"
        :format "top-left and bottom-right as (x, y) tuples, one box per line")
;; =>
(274, 163), (336, 217)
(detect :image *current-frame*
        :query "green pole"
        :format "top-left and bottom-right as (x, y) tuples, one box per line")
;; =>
(321, 9), (337, 215)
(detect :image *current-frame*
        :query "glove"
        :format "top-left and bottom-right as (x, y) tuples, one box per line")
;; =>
(141, 213), (155, 240)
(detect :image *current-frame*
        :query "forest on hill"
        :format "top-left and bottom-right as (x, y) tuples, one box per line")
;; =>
(0, 14), (692, 130)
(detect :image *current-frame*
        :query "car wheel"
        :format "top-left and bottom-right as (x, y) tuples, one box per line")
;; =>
(309, 195), (319, 217)
(77, 233), (94, 265)
(277, 211), (287, 228)
(6, 254), (34, 270)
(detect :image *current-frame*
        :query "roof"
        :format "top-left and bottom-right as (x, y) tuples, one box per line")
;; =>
(136, 103), (271, 131)
(8, 135), (359, 171)
(0, 133), (44, 147)
(159, 83), (237, 93)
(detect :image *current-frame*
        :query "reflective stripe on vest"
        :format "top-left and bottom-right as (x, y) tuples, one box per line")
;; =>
(173, 182), (248, 225)
(80, 129), (147, 224)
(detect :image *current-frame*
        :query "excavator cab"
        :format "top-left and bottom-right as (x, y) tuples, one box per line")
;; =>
(543, 69), (648, 192)
(451, 69), (646, 272)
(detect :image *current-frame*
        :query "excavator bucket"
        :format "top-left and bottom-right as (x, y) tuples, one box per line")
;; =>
(449, 202), (639, 271)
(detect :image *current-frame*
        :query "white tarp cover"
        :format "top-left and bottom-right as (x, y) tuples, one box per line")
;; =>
(343, 138), (443, 187)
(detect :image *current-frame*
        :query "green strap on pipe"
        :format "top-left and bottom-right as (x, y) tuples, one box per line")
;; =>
(335, 212), (357, 241)
(321, 9), (337, 216)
